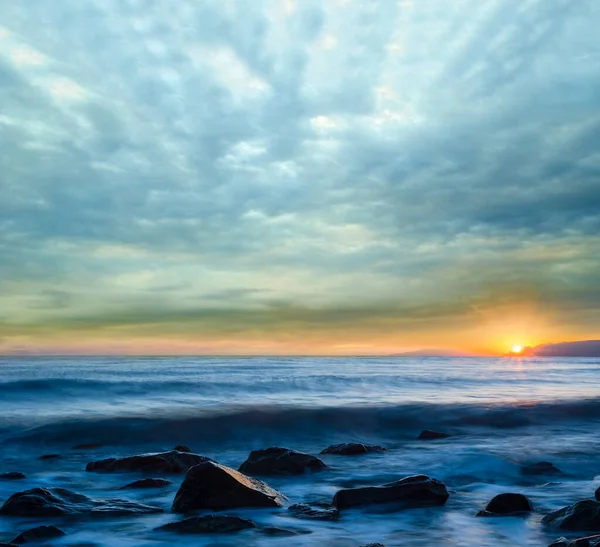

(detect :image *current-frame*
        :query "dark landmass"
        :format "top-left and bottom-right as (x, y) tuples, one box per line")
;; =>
(520, 340), (600, 357)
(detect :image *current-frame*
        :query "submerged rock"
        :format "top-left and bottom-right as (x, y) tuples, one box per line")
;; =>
(477, 493), (533, 516)
(119, 478), (172, 489)
(156, 515), (256, 534)
(261, 527), (310, 536)
(239, 447), (326, 476)
(288, 503), (340, 521)
(173, 445), (192, 453)
(521, 461), (562, 476)
(38, 454), (60, 461)
(172, 461), (286, 513)
(0, 487), (163, 517)
(596, 487), (600, 502)
(320, 443), (386, 456)
(72, 443), (102, 450)
(11, 525), (65, 544)
(0, 473), (26, 480)
(418, 430), (451, 440)
(543, 500), (600, 530)
(86, 450), (211, 474)
(360, 544), (387, 547)
(333, 474), (449, 510)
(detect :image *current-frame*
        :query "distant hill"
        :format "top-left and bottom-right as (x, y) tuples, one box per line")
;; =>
(521, 340), (600, 357)
(392, 349), (476, 357)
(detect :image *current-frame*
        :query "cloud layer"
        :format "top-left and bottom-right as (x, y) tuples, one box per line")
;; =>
(1, 0), (599, 354)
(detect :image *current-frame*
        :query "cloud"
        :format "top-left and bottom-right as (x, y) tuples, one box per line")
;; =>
(1, 0), (599, 353)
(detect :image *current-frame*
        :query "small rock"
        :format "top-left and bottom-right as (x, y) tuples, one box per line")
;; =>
(477, 493), (533, 516)
(119, 478), (172, 489)
(361, 544), (387, 547)
(156, 515), (256, 534)
(86, 450), (211, 474)
(418, 430), (451, 440)
(261, 527), (310, 536)
(548, 538), (570, 547)
(173, 445), (191, 453)
(521, 461), (562, 476)
(571, 536), (600, 547)
(0, 473), (26, 480)
(320, 443), (386, 456)
(288, 503), (340, 521)
(595, 487), (600, 502)
(333, 474), (449, 510)
(172, 461), (286, 513)
(11, 525), (65, 544)
(239, 447), (326, 476)
(38, 454), (60, 460)
(543, 500), (600, 531)
(0, 487), (163, 517)
(72, 443), (102, 450)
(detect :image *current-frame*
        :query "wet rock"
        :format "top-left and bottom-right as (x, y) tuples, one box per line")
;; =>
(477, 493), (533, 516)
(320, 443), (386, 456)
(288, 503), (340, 521)
(0, 487), (163, 517)
(360, 544), (387, 547)
(596, 487), (600, 502)
(86, 450), (211, 474)
(418, 430), (451, 440)
(119, 478), (172, 489)
(38, 454), (60, 460)
(261, 527), (310, 536)
(173, 445), (191, 453)
(73, 443), (102, 450)
(238, 447), (326, 476)
(549, 536), (600, 547)
(521, 461), (562, 476)
(156, 515), (256, 534)
(0, 473), (26, 480)
(0, 543), (18, 547)
(548, 538), (569, 547)
(172, 461), (286, 513)
(333, 474), (449, 510)
(543, 500), (600, 531)
(11, 525), (65, 544)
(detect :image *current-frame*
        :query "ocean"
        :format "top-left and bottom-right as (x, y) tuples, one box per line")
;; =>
(0, 355), (599, 546)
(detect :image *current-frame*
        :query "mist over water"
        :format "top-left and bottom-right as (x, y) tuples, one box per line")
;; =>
(1, 356), (599, 546)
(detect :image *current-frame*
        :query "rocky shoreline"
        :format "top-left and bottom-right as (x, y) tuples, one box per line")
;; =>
(1, 432), (599, 546)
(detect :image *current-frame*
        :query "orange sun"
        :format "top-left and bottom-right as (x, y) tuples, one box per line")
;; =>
(511, 344), (523, 354)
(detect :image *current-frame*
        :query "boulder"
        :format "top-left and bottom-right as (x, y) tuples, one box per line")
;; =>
(119, 478), (172, 489)
(239, 447), (326, 476)
(72, 443), (102, 450)
(172, 461), (286, 513)
(0, 487), (163, 517)
(156, 515), (256, 534)
(418, 430), (451, 440)
(521, 461), (562, 476)
(11, 525), (65, 544)
(477, 493), (533, 516)
(320, 443), (386, 456)
(288, 503), (340, 521)
(173, 445), (192, 453)
(86, 450), (211, 474)
(333, 474), (449, 510)
(0, 473), (25, 480)
(543, 500), (600, 531)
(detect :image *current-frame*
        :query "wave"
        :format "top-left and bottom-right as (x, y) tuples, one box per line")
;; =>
(5, 397), (600, 447)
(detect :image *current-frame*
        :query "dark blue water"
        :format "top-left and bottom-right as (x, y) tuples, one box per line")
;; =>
(1, 356), (599, 546)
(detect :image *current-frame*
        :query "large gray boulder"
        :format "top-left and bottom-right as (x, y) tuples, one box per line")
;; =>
(239, 447), (326, 476)
(333, 474), (449, 510)
(0, 487), (163, 517)
(543, 500), (600, 531)
(172, 461), (286, 513)
(86, 450), (211, 474)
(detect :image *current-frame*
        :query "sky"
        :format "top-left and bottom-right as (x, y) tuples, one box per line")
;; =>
(1, 0), (599, 356)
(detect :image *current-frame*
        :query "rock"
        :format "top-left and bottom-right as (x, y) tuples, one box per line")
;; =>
(11, 525), (65, 544)
(543, 500), (600, 530)
(119, 478), (172, 489)
(238, 447), (326, 476)
(0, 487), (163, 517)
(360, 544), (387, 547)
(288, 503), (340, 521)
(72, 443), (102, 450)
(0, 473), (26, 480)
(261, 527), (310, 536)
(172, 461), (286, 513)
(521, 461), (562, 476)
(333, 474), (449, 510)
(173, 445), (191, 453)
(549, 536), (600, 547)
(477, 493), (533, 516)
(0, 543), (18, 547)
(86, 450), (211, 474)
(320, 443), (386, 456)
(38, 454), (60, 460)
(418, 430), (451, 440)
(548, 538), (570, 547)
(596, 487), (600, 502)
(156, 515), (256, 534)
